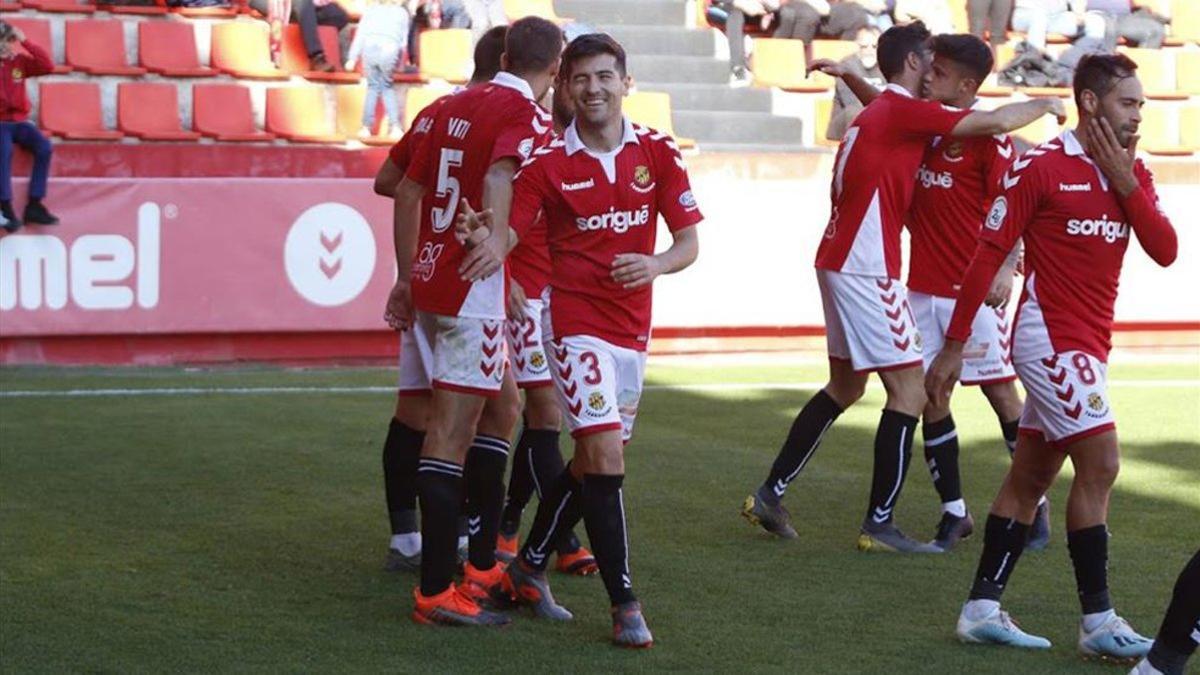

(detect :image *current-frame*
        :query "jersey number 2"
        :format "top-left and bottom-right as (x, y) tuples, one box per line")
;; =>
(431, 148), (464, 233)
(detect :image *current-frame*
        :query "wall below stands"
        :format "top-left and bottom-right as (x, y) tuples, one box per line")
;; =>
(1, 149), (1197, 365)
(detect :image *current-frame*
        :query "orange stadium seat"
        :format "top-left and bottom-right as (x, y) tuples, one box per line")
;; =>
(1138, 104), (1190, 156)
(419, 28), (472, 84)
(1180, 105), (1200, 151)
(20, 0), (94, 14)
(503, 0), (567, 22)
(266, 86), (344, 143)
(211, 21), (289, 80)
(1171, 0), (1200, 43)
(138, 22), (216, 77)
(1119, 47), (1186, 100)
(38, 81), (123, 140)
(117, 82), (201, 141)
(813, 96), (837, 148)
(403, 84), (452, 129)
(623, 91), (696, 149)
(65, 19), (148, 76)
(752, 38), (823, 91)
(1175, 51), (1200, 95)
(6, 17), (70, 73)
(193, 84), (276, 142)
(280, 24), (360, 82)
(334, 85), (395, 145)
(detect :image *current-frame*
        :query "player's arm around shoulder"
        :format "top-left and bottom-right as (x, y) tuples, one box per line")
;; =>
(951, 98), (1066, 138)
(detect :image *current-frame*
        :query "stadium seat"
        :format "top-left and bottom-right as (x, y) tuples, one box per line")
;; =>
(117, 82), (201, 141)
(403, 84), (452, 129)
(138, 22), (216, 77)
(280, 24), (360, 82)
(419, 28), (472, 84)
(65, 19), (148, 76)
(38, 81), (123, 140)
(265, 86), (344, 143)
(752, 38), (826, 92)
(20, 0), (94, 14)
(1180, 106), (1200, 151)
(6, 17), (71, 73)
(1171, 0), (1200, 43)
(1138, 104), (1190, 156)
(813, 97), (837, 148)
(1175, 51), (1200, 95)
(211, 21), (289, 80)
(193, 84), (276, 142)
(0, 1), (21, 11)
(100, 0), (167, 14)
(623, 91), (696, 149)
(503, 0), (568, 22)
(1119, 47), (1186, 100)
(335, 85), (395, 145)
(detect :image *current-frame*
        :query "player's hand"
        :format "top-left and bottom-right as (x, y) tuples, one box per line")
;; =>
(806, 58), (845, 79)
(1042, 97), (1068, 125)
(453, 198), (493, 244)
(383, 279), (413, 331)
(925, 345), (964, 410)
(610, 253), (664, 289)
(458, 200), (505, 281)
(985, 267), (1014, 308)
(1089, 117), (1140, 197)
(506, 281), (528, 322)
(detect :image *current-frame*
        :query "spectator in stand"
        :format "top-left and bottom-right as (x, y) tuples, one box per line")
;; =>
(968, 0), (1013, 48)
(0, 22), (58, 233)
(894, 0), (955, 33)
(709, 0), (780, 87)
(850, 0), (893, 31)
(249, 0), (351, 72)
(463, 0), (507, 43)
(772, 1), (872, 49)
(825, 25), (882, 141)
(1011, 0), (1105, 49)
(347, 0), (409, 138)
(407, 1), (471, 68)
(1086, 0), (1169, 49)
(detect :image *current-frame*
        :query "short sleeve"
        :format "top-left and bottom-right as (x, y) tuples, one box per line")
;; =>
(890, 95), (971, 139)
(979, 151), (1041, 252)
(981, 134), (1016, 205)
(654, 138), (703, 232)
(403, 121), (437, 188)
(511, 157), (549, 239)
(490, 104), (552, 167)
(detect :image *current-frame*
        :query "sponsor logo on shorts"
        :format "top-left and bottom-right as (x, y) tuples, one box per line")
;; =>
(985, 197), (1007, 231)
(1066, 215), (1129, 243)
(530, 351), (545, 369)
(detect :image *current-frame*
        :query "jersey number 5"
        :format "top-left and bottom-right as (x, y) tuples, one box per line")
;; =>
(431, 148), (464, 233)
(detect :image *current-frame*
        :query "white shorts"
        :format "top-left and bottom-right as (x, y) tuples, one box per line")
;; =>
(506, 297), (552, 389)
(817, 269), (924, 373)
(910, 291), (1017, 386)
(1015, 351), (1115, 448)
(548, 334), (647, 442)
(397, 310), (506, 398)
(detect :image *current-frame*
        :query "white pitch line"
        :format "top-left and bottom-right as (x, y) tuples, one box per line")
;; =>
(0, 380), (1197, 398)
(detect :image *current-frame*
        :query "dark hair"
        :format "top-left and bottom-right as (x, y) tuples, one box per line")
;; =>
(877, 21), (931, 81)
(504, 16), (564, 75)
(1073, 53), (1139, 109)
(0, 21), (14, 42)
(470, 25), (507, 82)
(561, 33), (627, 80)
(931, 33), (993, 82)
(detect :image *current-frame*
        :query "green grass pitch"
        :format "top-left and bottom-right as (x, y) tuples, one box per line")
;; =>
(2, 361), (1197, 672)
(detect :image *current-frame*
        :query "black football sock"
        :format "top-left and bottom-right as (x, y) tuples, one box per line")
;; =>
(582, 473), (636, 606)
(499, 428), (537, 534)
(416, 458), (464, 597)
(1068, 524), (1113, 615)
(1000, 418), (1020, 456)
(464, 435), (509, 571)
(521, 429), (584, 555)
(383, 418), (424, 535)
(923, 414), (963, 506)
(761, 390), (843, 504)
(520, 467), (583, 571)
(1149, 549), (1200, 674)
(969, 514), (1031, 601)
(865, 409), (919, 527)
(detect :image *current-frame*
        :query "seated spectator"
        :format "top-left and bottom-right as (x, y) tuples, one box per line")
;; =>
(249, 0), (351, 72)
(463, 0), (507, 43)
(407, 0), (471, 68)
(0, 22), (58, 233)
(894, 0), (954, 34)
(850, 0), (893, 31)
(1087, 0), (1169, 49)
(346, 0), (409, 138)
(772, 1), (871, 45)
(1011, 0), (1105, 49)
(826, 25), (882, 141)
(967, 0), (1014, 47)
(708, 0), (781, 87)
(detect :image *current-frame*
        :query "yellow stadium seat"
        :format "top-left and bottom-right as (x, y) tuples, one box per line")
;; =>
(404, 85), (453, 130)
(813, 97), (838, 148)
(419, 28), (472, 84)
(752, 38), (827, 91)
(1119, 47), (1186, 99)
(1171, 0), (1200, 43)
(1180, 106), (1200, 150)
(1138, 104), (1190, 155)
(623, 91), (696, 149)
(951, 0), (969, 33)
(809, 39), (858, 90)
(334, 85), (395, 145)
(503, 0), (566, 22)
(1175, 50), (1200, 95)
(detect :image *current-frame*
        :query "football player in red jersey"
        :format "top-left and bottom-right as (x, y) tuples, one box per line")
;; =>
(741, 21), (1066, 554)
(385, 16), (563, 627)
(927, 54), (1177, 657)
(372, 25), (508, 575)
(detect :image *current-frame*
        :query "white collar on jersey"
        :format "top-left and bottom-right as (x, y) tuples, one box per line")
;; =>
(884, 82), (915, 98)
(490, 72), (535, 100)
(1060, 129), (1086, 156)
(563, 117), (639, 156)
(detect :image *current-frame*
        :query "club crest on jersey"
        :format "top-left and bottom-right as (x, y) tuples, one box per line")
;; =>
(586, 391), (611, 417)
(986, 197), (1007, 231)
(942, 141), (965, 163)
(518, 138), (535, 159)
(11, 68), (23, 81)
(530, 351), (545, 369)
(1086, 392), (1109, 418)
(631, 165), (655, 193)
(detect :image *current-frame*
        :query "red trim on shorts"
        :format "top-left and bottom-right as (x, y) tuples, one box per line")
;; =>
(856, 359), (924, 374)
(516, 380), (553, 390)
(1048, 422), (1117, 450)
(431, 380), (501, 398)
(962, 375), (1019, 387)
(1018, 427), (1044, 440)
(570, 422), (624, 439)
(396, 388), (432, 397)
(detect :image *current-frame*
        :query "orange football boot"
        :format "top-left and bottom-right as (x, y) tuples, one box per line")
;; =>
(495, 532), (518, 563)
(411, 584), (510, 626)
(555, 546), (599, 576)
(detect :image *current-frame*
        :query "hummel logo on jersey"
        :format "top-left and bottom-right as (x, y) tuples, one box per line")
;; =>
(1067, 215), (1129, 243)
(575, 205), (650, 234)
(1059, 182), (1092, 192)
(917, 165), (953, 189)
(562, 178), (595, 192)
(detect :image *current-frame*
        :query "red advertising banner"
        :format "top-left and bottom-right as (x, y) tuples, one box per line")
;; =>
(0, 179), (397, 337)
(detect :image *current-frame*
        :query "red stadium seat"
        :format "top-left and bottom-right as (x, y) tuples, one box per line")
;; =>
(6, 17), (71, 73)
(100, 1), (168, 14)
(193, 84), (276, 142)
(279, 24), (360, 82)
(1, 1), (23, 11)
(265, 86), (344, 143)
(38, 81), (124, 140)
(117, 82), (201, 141)
(65, 19), (148, 76)
(19, 0), (95, 13)
(138, 22), (215, 77)
(211, 21), (289, 80)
